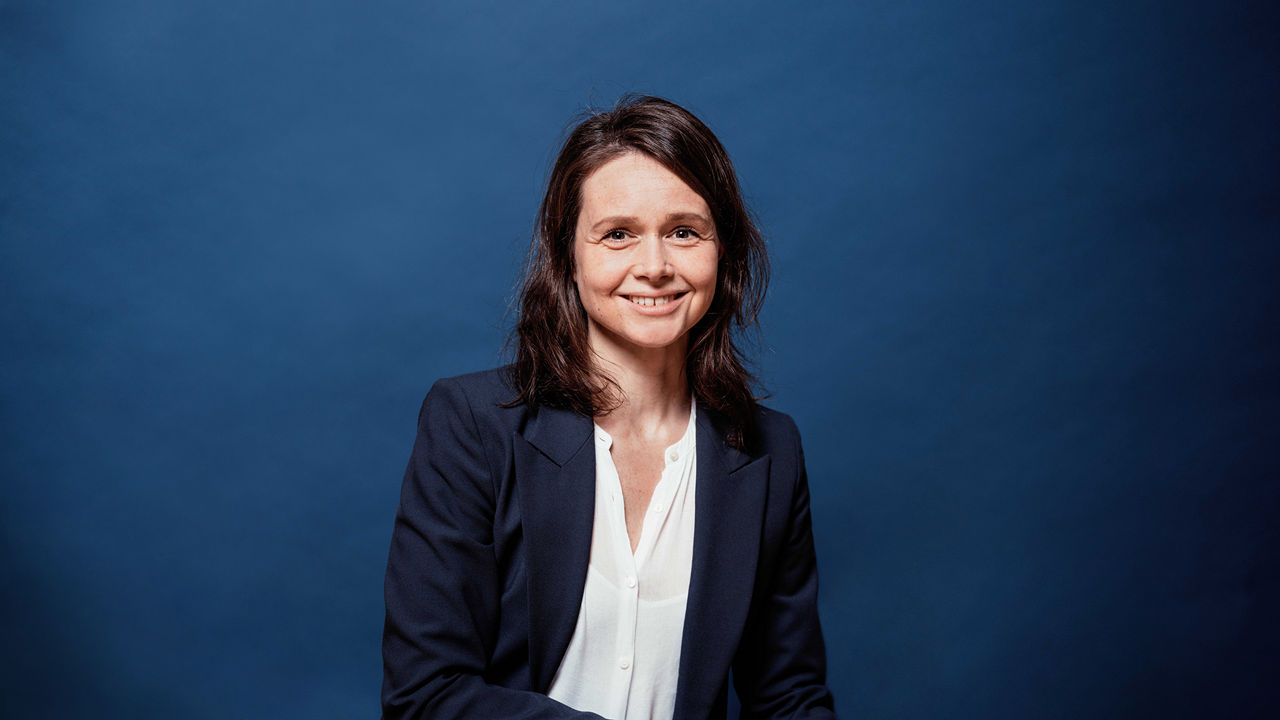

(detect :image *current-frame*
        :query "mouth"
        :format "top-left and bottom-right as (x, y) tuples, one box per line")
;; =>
(623, 292), (687, 307)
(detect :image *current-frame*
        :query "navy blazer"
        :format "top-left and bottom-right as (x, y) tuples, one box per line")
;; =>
(382, 367), (837, 719)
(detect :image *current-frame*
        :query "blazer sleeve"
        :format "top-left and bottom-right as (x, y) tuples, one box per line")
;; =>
(732, 416), (839, 719)
(381, 379), (603, 720)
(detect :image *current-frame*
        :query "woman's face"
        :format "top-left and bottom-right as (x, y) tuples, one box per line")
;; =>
(573, 152), (720, 359)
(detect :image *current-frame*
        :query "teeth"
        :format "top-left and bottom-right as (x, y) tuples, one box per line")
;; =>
(627, 295), (675, 307)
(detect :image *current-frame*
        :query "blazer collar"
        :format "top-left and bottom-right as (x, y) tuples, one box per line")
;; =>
(675, 404), (769, 719)
(516, 400), (770, 718)
(521, 402), (594, 466)
(515, 403), (596, 691)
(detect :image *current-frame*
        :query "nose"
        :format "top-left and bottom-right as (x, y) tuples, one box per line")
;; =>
(633, 235), (673, 281)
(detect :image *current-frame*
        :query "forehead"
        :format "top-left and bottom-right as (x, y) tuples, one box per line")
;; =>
(578, 153), (710, 220)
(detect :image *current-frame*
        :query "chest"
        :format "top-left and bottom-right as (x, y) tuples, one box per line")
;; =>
(609, 437), (673, 550)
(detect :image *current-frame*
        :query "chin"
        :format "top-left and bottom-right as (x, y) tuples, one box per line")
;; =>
(624, 323), (692, 349)
(604, 327), (685, 352)
(611, 332), (677, 350)
(587, 314), (700, 355)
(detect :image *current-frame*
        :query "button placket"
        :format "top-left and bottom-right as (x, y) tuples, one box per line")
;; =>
(569, 405), (694, 716)
(652, 493), (666, 513)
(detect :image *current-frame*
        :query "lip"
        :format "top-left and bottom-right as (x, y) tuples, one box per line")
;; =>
(619, 291), (688, 315)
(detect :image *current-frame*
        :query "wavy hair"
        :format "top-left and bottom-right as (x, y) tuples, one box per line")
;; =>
(508, 95), (769, 449)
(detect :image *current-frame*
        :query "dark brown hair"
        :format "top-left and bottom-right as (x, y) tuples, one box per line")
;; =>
(509, 95), (769, 449)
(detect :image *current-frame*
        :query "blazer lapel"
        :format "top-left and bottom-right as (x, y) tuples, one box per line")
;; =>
(515, 404), (596, 692)
(674, 405), (770, 719)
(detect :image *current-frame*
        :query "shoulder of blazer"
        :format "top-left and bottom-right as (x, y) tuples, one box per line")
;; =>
(713, 400), (804, 476)
(429, 365), (519, 409)
(752, 403), (803, 450)
(423, 365), (529, 437)
(428, 366), (594, 463)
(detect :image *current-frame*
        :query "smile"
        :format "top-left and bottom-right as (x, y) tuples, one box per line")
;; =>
(623, 293), (686, 307)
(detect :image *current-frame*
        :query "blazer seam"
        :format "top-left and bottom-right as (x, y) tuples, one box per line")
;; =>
(790, 415), (804, 495)
(455, 379), (501, 534)
(786, 415), (806, 554)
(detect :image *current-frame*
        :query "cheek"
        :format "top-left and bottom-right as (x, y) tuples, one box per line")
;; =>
(572, 248), (607, 302)
(694, 250), (721, 294)
(578, 253), (627, 293)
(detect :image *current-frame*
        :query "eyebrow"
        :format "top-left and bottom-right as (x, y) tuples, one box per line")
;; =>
(587, 212), (714, 233)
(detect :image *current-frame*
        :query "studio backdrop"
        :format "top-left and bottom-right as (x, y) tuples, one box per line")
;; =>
(2, 1), (1276, 718)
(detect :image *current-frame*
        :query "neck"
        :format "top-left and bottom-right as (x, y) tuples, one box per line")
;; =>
(588, 328), (691, 437)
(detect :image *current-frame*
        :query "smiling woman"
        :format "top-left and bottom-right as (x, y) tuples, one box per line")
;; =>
(381, 96), (838, 720)
(574, 152), (721, 361)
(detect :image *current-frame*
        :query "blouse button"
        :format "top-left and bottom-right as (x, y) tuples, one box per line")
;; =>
(668, 449), (679, 462)
(619, 658), (630, 670)
(626, 576), (637, 588)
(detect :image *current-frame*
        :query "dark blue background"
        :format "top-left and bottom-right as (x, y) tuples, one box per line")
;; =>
(3, 1), (1277, 717)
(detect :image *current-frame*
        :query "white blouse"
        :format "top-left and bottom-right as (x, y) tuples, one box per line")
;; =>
(546, 400), (698, 720)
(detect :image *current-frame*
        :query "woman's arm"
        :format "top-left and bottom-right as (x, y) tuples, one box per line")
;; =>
(732, 416), (839, 719)
(381, 379), (602, 720)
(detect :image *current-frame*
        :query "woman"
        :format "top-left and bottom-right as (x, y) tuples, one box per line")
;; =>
(382, 96), (837, 720)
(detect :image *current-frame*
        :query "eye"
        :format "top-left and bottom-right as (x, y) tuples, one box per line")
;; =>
(671, 227), (701, 242)
(598, 229), (636, 247)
